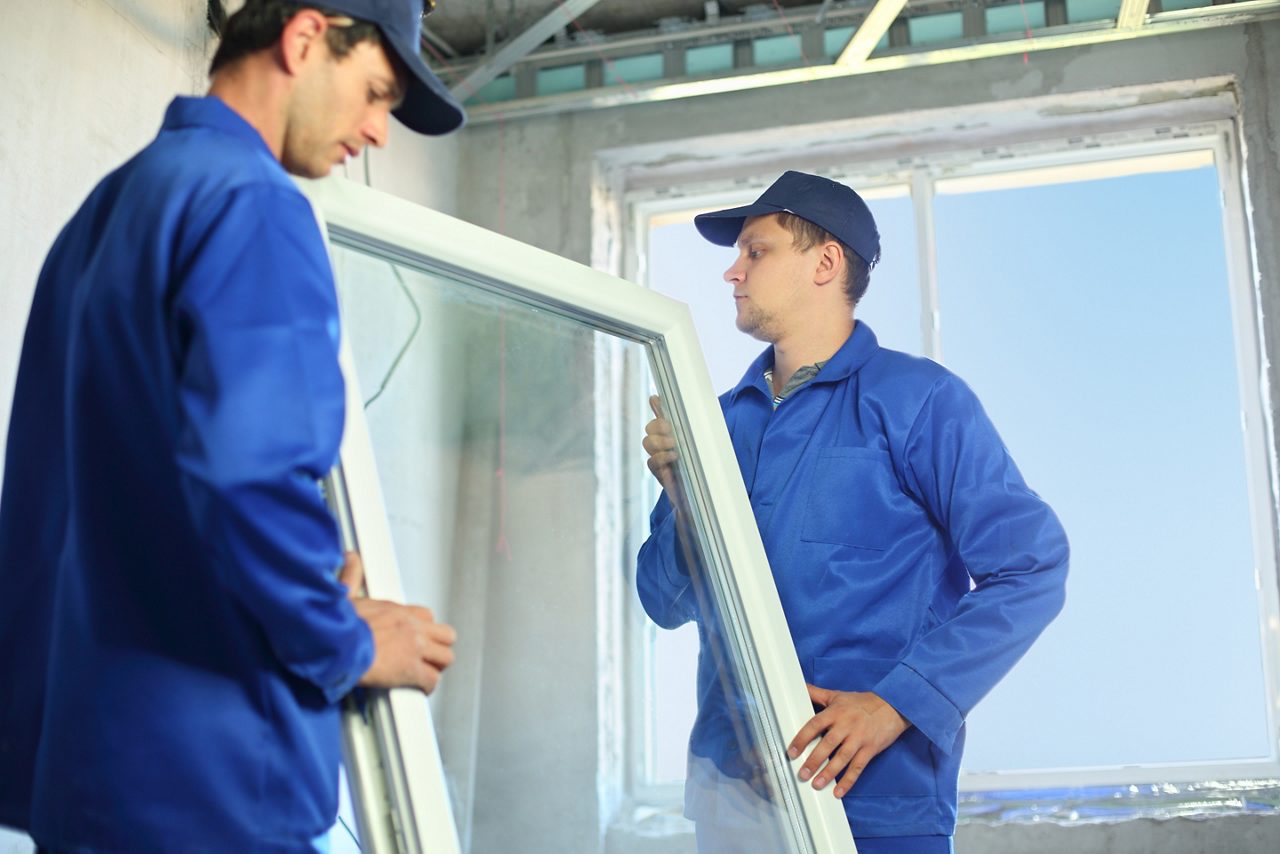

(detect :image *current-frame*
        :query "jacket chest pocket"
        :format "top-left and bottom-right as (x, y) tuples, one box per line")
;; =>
(799, 446), (905, 550)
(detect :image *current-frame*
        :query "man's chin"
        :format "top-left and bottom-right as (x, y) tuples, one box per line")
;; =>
(281, 156), (334, 180)
(735, 317), (773, 343)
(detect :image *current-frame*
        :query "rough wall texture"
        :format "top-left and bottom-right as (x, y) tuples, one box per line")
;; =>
(0, 0), (209, 486)
(1241, 21), (1280, 523)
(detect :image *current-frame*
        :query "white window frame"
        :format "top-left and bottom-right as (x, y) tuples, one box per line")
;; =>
(606, 80), (1280, 797)
(298, 176), (858, 853)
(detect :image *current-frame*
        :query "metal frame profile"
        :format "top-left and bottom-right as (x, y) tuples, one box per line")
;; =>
(298, 175), (859, 853)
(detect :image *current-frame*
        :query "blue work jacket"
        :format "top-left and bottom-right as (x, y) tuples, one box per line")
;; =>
(636, 322), (1068, 837)
(0, 97), (372, 851)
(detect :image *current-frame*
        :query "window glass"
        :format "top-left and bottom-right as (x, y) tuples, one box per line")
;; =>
(607, 53), (665, 86)
(536, 64), (586, 96)
(986, 1), (1047, 34)
(687, 43), (734, 75)
(753, 34), (804, 66)
(330, 241), (816, 852)
(908, 12), (964, 45)
(933, 163), (1270, 772)
(470, 74), (516, 105)
(1066, 0), (1122, 22)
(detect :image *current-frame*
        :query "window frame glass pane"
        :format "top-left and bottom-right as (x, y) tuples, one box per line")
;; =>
(299, 176), (858, 853)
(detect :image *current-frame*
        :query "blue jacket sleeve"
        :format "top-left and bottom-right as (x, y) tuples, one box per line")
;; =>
(873, 374), (1069, 754)
(636, 491), (701, 629)
(171, 184), (373, 704)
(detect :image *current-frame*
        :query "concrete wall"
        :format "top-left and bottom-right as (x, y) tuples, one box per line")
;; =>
(451, 19), (1280, 854)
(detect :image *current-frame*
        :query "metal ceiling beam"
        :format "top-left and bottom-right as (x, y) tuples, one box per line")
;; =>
(421, 25), (459, 58)
(1116, 0), (1152, 28)
(463, 0), (1280, 123)
(836, 0), (910, 66)
(443, 4), (871, 71)
(450, 0), (608, 102)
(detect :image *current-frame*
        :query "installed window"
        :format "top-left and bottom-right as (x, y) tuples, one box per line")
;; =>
(633, 136), (1278, 807)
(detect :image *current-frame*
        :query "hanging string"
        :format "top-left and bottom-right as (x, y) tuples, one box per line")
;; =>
(568, 18), (638, 94)
(768, 0), (813, 67)
(1018, 0), (1034, 64)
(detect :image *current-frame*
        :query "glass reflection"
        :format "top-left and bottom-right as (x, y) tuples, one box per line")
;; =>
(636, 399), (798, 853)
(331, 240), (806, 852)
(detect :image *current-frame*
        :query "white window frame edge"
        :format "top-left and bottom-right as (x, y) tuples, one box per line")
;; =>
(605, 82), (1280, 796)
(300, 175), (858, 854)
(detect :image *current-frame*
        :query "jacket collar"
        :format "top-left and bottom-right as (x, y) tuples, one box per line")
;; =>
(726, 321), (880, 403)
(161, 96), (276, 159)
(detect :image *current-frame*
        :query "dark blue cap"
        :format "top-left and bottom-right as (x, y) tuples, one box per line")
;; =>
(694, 171), (880, 267)
(319, 0), (465, 135)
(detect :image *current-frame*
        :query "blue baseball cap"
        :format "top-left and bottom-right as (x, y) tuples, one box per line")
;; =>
(694, 171), (880, 267)
(320, 0), (465, 135)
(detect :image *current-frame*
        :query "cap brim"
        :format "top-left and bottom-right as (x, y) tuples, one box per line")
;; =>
(693, 202), (785, 246)
(386, 39), (466, 135)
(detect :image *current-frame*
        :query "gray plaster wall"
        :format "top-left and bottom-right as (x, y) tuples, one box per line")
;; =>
(452, 20), (1280, 854)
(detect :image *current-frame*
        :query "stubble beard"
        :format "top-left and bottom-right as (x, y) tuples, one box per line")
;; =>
(280, 128), (332, 179)
(735, 303), (780, 343)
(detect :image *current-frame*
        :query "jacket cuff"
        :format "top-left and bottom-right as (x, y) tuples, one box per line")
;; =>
(873, 663), (964, 755)
(316, 616), (375, 705)
(650, 497), (692, 587)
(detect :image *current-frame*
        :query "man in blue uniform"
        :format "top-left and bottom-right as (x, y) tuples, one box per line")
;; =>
(637, 171), (1069, 853)
(0, 1), (463, 849)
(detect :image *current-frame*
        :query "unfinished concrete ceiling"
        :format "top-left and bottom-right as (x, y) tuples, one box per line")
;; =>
(418, 0), (1280, 122)
(426, 1), (817, 57)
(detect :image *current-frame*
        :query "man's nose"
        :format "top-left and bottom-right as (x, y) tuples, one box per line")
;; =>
(362, 108), (391, 148)
(724, 259), (744, 284)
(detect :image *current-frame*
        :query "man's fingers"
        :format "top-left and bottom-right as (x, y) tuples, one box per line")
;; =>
(339, 551), (365, 598)
(417, 626), (457, 670)
(356, 599), (458, 694)
(419, 640), (455, 672)
(813, 737), (860, 791)
(414, 662), (442, 695)
(797, 728), (844, 783)
(642, 397), (678, 492)
(426, 620), (458, 646)
(807, 683), (833, 708)
(833, 746), (876, 797)
(641, 431), (676, 456)
(646, 451), (678, 472)
(788, 709), (829, 759)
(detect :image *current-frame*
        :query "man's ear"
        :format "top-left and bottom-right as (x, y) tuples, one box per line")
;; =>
(279, 8), (329, 76)
(814, 240), (845, 287)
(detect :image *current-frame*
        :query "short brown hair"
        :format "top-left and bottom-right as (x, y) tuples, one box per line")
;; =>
(775, 211), (874, 306)
(209, 1), (385, 75)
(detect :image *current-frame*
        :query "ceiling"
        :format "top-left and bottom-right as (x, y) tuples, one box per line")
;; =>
(425, 1), (823, 57)
(210, 1), (1280, 121)
(413, 0), (1280, 121)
